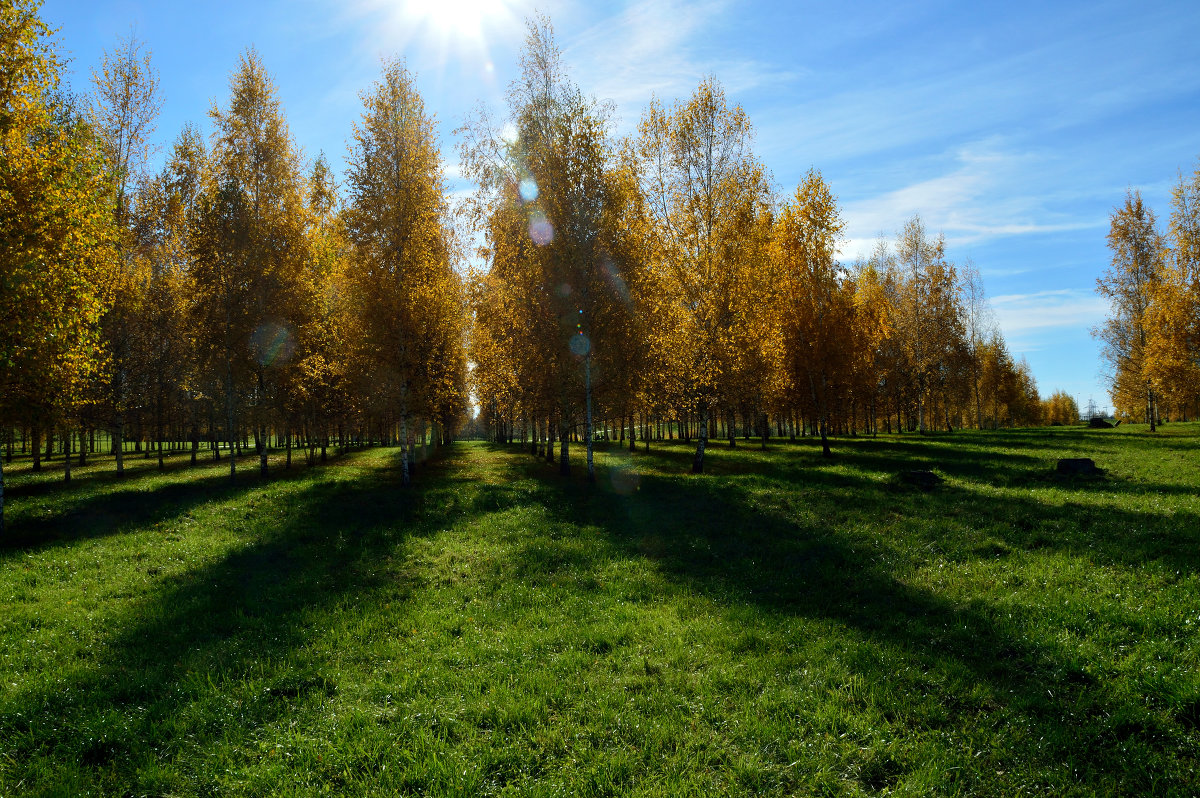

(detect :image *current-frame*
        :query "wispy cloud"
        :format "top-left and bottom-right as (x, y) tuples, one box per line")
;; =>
(562, 0), (801, 129)
(991, 289), (1108, 336)
(836, 139), (1107, 259)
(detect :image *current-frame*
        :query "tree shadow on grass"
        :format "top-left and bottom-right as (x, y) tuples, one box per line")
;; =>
(0, 448), (384, 560)
(503, 442), (1199, 793)
(2, 472), (261, 559)
(5, 438), (1197, 794)
(591, 437), (1200, 571)
(0, 446), (513, 794)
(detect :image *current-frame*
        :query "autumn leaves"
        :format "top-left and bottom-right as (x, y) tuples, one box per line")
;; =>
(0, 0), (468, 542)
(466, 21), (1042, 475)
(344, 59), (466, 487)
(1, 2), (117, 530)
(2, 0), (1070, 544)
(1096, 166), (1200, 425)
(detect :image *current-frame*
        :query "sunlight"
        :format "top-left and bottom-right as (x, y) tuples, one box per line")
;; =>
(368, 0), (523, 70)
(404, 0), (496, 38)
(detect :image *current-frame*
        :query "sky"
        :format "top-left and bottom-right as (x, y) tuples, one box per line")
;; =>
(41, 0), (1200, 414)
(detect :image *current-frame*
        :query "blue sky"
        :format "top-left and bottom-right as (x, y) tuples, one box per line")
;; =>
(42, 0), (1200, 413)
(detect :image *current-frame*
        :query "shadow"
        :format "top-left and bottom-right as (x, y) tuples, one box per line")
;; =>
(4, 435), (1197, 793)
(3, 470), (260, 557)
(0, 449), (367, 559)
(0, 444), (510, 793)
(494, 438), (1198, 791)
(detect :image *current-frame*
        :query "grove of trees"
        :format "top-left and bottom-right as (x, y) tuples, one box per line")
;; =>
(1097, 165), (1200, 424)
(2, 4), (1081, 528)
(466, 21), (1051, 474)
(0, 1), (467, 530)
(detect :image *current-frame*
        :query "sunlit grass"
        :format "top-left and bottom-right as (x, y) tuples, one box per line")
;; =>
(1, 424), (1198, 795)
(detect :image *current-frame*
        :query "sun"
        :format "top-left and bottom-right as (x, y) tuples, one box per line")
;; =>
(391, 0), (520, 62)
(403, 0), (499, 37)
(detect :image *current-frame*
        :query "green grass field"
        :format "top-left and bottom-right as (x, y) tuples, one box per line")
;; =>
(1, 425), (1198, 796)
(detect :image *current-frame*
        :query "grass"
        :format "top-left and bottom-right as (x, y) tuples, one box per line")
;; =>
(1, 424), (1198, 796)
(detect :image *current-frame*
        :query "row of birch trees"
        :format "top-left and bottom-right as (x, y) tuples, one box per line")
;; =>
(2, 0), (1065, 540)
(1, 1), (467, 530)
(1096, 165), (1200, 425)
(465, 20), (1046, 478)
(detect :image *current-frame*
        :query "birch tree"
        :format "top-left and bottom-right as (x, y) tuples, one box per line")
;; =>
(344, 58), (455, 486)
(1095, 190), (1164, 427)
(90, 31), (161, 474)
(461, 17), (632, 480)
(204, 49), (309, 477)
(634, 77), (771, 473)
(1, 0), (115, 524)
(1146, 165), (1200, 416)
(774, 170), (848, 456)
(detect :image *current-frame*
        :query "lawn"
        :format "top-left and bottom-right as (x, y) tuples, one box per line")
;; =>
(1, 425), (1198, 796)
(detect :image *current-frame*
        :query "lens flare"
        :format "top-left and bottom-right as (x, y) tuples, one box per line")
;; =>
(602, 258), (632, 305)
(529, 212), (554, 246)
(608, 451), (640, 495)
(569, 334), (591, 356)
(519, 178), (538, 203)
(250, 322), (294, 367)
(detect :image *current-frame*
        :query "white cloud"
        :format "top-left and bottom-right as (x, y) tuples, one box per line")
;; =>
(838, 139), (1106, 255)
(991, 289), (1108, 335)
(562, 0), (800, 130)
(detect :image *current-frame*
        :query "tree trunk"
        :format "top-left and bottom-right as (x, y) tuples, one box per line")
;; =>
(585, 355), (595, 483)
(63, 428), (71, 483)
(190, 408), (199, 467)
(558, 417), (570, 477)
(226, 362), (237, 483)
(32, 424), (41, 472)
(691, 405), (708, 474)
(114, 414), (126, 474)
(0, 456), (5, 535)
(400, 414), (411, 487)
(545, 419), (556, 465)
(974, 372), (983, 430)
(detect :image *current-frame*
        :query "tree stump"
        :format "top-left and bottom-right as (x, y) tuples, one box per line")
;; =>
(1056, 458), (1101, 477)
(899, 469), (942, 490)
